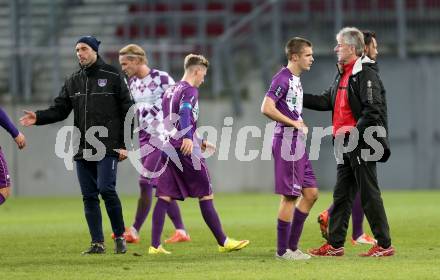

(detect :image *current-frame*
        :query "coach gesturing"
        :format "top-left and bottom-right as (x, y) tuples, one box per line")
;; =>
(20, 36), (134, 255)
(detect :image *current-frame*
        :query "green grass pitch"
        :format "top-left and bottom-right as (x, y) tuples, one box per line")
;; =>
(1, 191), (439, 279)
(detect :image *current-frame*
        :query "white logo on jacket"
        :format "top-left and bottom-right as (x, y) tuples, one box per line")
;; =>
(97, 79), (107, 87)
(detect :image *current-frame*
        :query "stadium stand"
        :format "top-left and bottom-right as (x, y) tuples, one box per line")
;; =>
(2, 0), (440, 101)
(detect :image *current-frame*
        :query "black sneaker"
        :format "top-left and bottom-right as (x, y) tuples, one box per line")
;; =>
(114, 237), (127, 254)
(82, 242), (106, 255)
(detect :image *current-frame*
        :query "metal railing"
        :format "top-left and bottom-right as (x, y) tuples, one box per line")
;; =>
(4, 0), (440, 103)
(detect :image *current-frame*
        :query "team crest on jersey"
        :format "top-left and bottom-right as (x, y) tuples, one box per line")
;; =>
(97, 79), (107, 87)
(148, 81), (158, 91)
(275, 86), (282, 97)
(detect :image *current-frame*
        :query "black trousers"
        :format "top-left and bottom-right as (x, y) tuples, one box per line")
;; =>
(76, 156), (125, 243)
(328, 152), (391, 248)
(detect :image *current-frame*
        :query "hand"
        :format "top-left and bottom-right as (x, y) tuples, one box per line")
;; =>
(293, 120), (308, 135)
(180, 138), (193, 156)
(300, 123), (309, 136)
(118, 149), (128, 161)
(19, 110), (37, 127)
(292, 120), (304, 130)
(14, 132), (26, 150)
(201, 140), (216, 154)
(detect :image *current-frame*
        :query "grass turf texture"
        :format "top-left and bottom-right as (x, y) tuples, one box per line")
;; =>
(1, 191), (439, 280)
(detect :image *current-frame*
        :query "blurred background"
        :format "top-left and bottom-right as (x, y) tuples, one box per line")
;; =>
(1, 0), (439, 196)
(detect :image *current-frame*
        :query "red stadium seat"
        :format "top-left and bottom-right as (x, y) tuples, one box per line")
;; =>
(207, 2), (224, 11)
(155, 24), (168, 37)
(143, 26), (150, 37)
(406, 0), (418, 9)
(233, 1), (252, 13)
(310, 0), (326, 12)
(115, 24), (140, 39)
(128, 3), (152, 13)
(115, 25), (124, 37)
(129, 25), (140, 38)
(206, 22), (224, 36)
(425, 0), (440, 8)
(154, 3), (169, 12)
(378, 0), (395, 10)
(128, 4), (141, 13)
(181, 24), (197, 36)
(142, 4), (151, 12)
(181, 2), (196, 11)
(342, 0), (350, 11)
(283, 1), (303, 12)
(355, 0), (372, 10)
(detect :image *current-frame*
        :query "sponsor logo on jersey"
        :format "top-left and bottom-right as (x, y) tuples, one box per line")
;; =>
(275, 86), (282, 97)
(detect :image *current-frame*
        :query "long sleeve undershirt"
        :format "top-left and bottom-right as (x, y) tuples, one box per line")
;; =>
(0, 107), (19, 138)
(179, 103), (193, 139)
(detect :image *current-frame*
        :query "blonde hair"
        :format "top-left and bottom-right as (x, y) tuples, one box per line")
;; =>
(184, 54), (209, 71)
(119, 44), (147, 64)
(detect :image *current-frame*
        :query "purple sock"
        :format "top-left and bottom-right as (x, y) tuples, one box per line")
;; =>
(132, 181), (153, 231)
(167, 200), (185, 230)
(151, 198), (170, 248)
(277, 219), (291, 256)
(327, 204), (334, 216)
(0, 193), (5, 205)
(199, 199), (227, 246)
(288, 208), (308, 251)
(351, 192), (364, 240)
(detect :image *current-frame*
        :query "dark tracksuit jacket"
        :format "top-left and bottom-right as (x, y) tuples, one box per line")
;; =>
(35, 56), (134, 240)
(35, 56), (134, 160)
(304, 56), (392, 248)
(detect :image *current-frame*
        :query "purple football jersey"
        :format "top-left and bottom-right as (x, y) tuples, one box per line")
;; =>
(162, 81), (199, 149)
(0, 148), (10, 187)
(265, 67), (304, 137)
(0, 107), (19, 139)
(128, 69), (175, 145)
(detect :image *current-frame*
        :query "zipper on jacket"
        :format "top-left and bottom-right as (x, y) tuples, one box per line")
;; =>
(84, 73), (88, 152)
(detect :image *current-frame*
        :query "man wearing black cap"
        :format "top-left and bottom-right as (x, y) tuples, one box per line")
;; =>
(20, 36), (134, 254)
